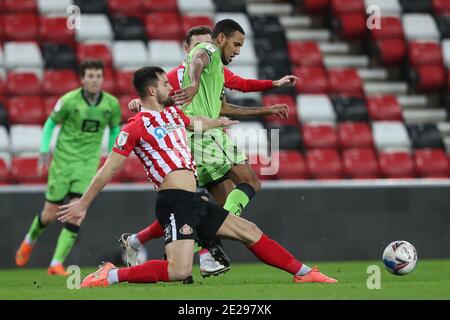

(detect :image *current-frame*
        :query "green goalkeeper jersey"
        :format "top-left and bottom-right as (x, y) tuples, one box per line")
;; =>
(182, 42), (225, 120)
(50, 88), (121, 166)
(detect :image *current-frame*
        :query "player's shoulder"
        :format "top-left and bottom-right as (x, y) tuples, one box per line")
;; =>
(101, 91), (120, 104)
(60, 87), (83, 102)
(192, 42), (219, 56)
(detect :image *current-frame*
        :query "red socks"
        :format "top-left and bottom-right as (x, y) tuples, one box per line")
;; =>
(118, 260), (169, 283)
(137, 220), (165, 243)
(248, 234), (302, 275)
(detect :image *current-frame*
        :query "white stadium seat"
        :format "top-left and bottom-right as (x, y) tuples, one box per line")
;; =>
(227, 121), (268, 155)
(372, 121), (411, 151)
(10, 125), (43, 155)
(296, 94), (336, 124)
(178, 0), (216, 16)
(214, 13), (253, 38)
(233, 39), (257, 66)
(0, 46), (3, 69)
(37, 0), (73, 15)
(442, 39), (450, 68)
(0, 126), (9, 153)
(364, 0), (402, 15)
(225, 65), (260, 101)
(75, 14), (113, 42)
(113, 41), (148, 70)
(402, 14), (440, 41)
(148, 41), (183, 67)
(4, 42), (44, 70)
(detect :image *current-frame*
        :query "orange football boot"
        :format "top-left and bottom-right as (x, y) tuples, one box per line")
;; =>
(81, 262), (117, 288)
(47, 263), (70, 276)
(293, 266), (338, 283)
(15, 241), (33, 267)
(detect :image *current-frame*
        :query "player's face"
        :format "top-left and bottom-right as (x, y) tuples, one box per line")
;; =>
(221, 31), (244, 65)
(155, 73), (173, 106)
(81, 69), (103, 94)
(185, 34), (212, 53)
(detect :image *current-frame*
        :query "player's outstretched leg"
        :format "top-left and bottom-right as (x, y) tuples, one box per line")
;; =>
(47, 223), (79, 276)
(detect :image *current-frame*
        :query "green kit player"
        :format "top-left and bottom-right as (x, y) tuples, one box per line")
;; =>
(15, 60), (121, 275)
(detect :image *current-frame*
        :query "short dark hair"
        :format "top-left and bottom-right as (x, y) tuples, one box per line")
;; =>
(79, 59), (104, 77)
(185, 26), (212, 46)
(133, 66), (166, 99)
(212, 19), (245, 39)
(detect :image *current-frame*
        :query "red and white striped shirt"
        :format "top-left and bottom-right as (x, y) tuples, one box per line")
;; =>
(113, 106), (196, 188)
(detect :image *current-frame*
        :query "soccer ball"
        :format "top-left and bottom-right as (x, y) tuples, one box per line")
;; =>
(382, 240), (418, 275)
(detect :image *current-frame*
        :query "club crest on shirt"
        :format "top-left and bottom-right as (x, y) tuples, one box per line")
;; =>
(117, 131), (129, 147)
(179, 224), (193, 235)
(154, 127), (168, 139)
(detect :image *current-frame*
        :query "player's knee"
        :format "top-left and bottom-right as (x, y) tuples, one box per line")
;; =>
(240, 220), (262, 244)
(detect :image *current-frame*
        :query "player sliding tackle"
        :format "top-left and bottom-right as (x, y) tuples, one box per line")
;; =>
(57, 67), (337, 287)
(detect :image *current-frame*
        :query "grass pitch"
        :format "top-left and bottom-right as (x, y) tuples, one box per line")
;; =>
(1, 260), (449, 300)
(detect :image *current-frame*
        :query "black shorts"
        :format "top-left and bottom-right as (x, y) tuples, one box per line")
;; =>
(155, 189), (229, 245)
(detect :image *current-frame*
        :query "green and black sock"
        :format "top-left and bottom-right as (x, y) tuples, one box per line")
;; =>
(223, 183), (256, 216)
(50, 223), (79, 266)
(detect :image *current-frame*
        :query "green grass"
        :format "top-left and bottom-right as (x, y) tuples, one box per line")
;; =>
(1, 260), (450, 300)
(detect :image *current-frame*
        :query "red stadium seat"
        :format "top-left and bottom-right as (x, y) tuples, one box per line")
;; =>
(303, 0), (330, 12)
(43, 70), (79, 96)
(338, 13), (367, 39)
(343, 148), (379, 179)
(366, 95), (403, 121)
(108, 0), (144, 19)
(414, 149), (449, 178)
(181, 15), (214, 35)
(408, 41), (443, 66)
(0, 16), (4, 43)
(39, 17), (76, 46)
(10, 156), (47, 184)
(248, 154), (274, 181)
(4, 14), (39, 41)
(288, 42), (323, 67)
(302, 124), (338, 149)
(306, 149), (343, 179)
(6, 96), (44, 125)
(0, 78), (5, 97)
(331, 0), (364, 15)
(119, 95), (139, 123)
(412, 65), (446, 91)
(143, 0), (178, 12)
(371, 17), (403, 40)
(328, 69), (363, 96)
(378, 151), (415, 178)
(375, 39), (406, 65)
(123, 155), (149, 182)
(432, 0), (450, 14)
(102, 68), (117, 94)
(43, 96), (59, 119)
(294, 67), (329, 94)
(338, 122), (374, 148)
(4, 0), (37, 13)
(116, 71), (135, 95)
(6, 72), (41, 96)
(99, 156), (124, 183)
(77, 43), (113, 67)
(262, 94), (298, 125)
(145, 12), (182, 40)
(273, 150), (307, 180)
(0, 158), (9, 184)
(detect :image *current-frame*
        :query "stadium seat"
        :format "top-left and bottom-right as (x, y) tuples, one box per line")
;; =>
(4, 14), (39, 41)
(0, 157), (9, 184)
(436, 15), (450, 38)
(409, 65), (446, 92)
(75, 14), (114, 42)
(407, 123), (445, 149)
(432, 0), (450, 14)
(0, 17), (4, 43)
(338, 122), (374, 148)
(215, 13), (253, 38)
(42, 43), (77, 70)
(42, 70), (79, 96)
(378, 151), (416, 178)
(408, 41), (443, 66)
(442, 40), (450, 68)
(145, 12), (183, 40)
(4, 42), (44, 70)
(265, 124), (303, 151)
(258, 62), (292, 86)
(262, 94), (298, 125)
(366, 95), (403, 121)
(10, 125), (42, 154)
(273, 150), (307, 180)
(302, 124), (338, 149)
(148, 41), (183, 67)
(303, 0), (329, 12)
(372, 121), (411, 151)
(306, 149), (344, 179)
(213, 0), (247, 13)
(374, 39), (407, 65)
(370, 16), (404, 40)
(332, 96), (369, 122)
(232, 39), (257, 66)
(74, 0), (108, 13)
(42, 96), (59, 119)
(414, 148), (449, 178)
(77, 43), (113, 67)
(402, 14), (440, 41)
(0, 126), (9, 153)
(328, 68), (363, 96)
(337, 13), (367, 39)
(250, 16), (286, 40)
(4, 0), (37, 13)
(364, 0), (402, 14)
(123, 155), (148, 182)
(116, 71), (135, 95)
(399, 0), (432, 12)
(227, 122), (268, 155)
(294, 67), (330, 94)
(142, 0), (178, 12)
(342, 148), (379, 179)
(226, 65), (261, 101)
(6, 96), (44, 125)
(99, 156), (124, 183)
(296, 94), (336, 123)
(112, 41), (148, 70)
(111, 16), (146, 41)
(254, 38), (288, 65)
(0, 103), (8, 128)
(108, 0), (143, 19)
(39, 16), (76, 46)
(181, 15), (214, 35)
(6, 72), (41, 96)
(288, 42), (323, 67)
(10, 156), (47, 184)
(332, 0), (365, 15)
(119, 95), (138, 123)
(37, 0), (72, 14)
(178, 0), (215, 15)
(102, 68), (117, 95)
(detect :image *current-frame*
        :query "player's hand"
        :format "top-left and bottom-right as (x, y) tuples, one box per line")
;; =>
(37, 152), (51, 176)
(268, 104), (289, 119)
(218, 117), (239, 127)
(128, 98), (142, 112)
(57, 201), (87, 226)
(273, 75), (298, 88)
(172, 84), (199, 106)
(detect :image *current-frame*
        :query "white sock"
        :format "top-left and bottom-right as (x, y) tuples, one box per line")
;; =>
(50, 260), (61, 267)
(128, 234), (142, 250)
(296, 264), (312, 276)
(107, 268), (119, 285)
(199, 251), (213, 266)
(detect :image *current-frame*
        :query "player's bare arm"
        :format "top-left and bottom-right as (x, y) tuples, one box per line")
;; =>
(56, 152), (128, 223)
(172, 49), (211, 105)
(219, 96), (289, 119)
(187, 116), (239, 132)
